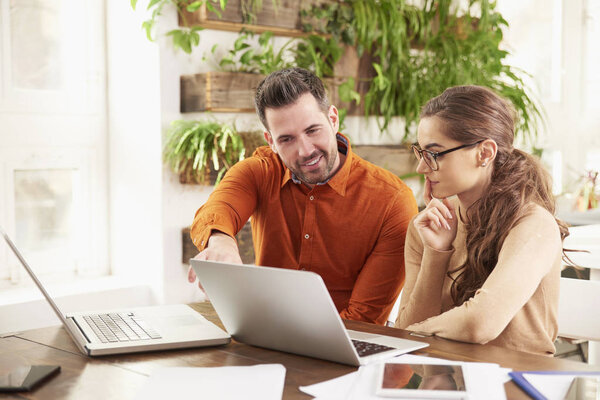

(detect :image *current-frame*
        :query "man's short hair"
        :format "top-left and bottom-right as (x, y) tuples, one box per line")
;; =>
(254, 67), (329, 131)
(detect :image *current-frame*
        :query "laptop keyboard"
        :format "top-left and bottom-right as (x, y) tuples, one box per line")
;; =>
(352, 339), (395, 357)
(83, 313), (162, 343)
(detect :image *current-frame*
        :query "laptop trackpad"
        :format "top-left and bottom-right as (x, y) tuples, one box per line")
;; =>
(347, 330), (416, 348)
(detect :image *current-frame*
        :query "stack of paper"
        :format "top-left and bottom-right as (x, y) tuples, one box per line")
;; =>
(300, 354), (510, 399)
(134, 364), (286, 400)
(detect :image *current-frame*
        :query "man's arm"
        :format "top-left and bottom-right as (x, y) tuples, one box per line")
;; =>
(190, 159), (261, 252)
(187, 158), (263, 285)
(339, 190), (418, 325)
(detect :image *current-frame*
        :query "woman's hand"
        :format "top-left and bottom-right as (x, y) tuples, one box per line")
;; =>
(414, 179), (458, 251)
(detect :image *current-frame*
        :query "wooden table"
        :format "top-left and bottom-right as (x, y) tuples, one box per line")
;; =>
(1, 302), (597, 399)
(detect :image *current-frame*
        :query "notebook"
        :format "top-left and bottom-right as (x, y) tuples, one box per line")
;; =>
(190, 260), (429, 366)
(1, 227), (230, 356)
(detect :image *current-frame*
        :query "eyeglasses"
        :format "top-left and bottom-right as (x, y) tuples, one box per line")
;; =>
(412, 139), (484, 171)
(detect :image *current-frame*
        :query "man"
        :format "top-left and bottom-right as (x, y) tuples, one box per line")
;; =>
(188, 67), (417, 325)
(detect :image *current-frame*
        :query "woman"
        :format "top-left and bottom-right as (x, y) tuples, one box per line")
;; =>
(395, 85), (568, 356)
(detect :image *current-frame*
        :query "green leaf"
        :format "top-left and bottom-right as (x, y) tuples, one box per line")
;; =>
(191, 31), (200, 46)
(130, 0), (138, 10)
(219, 58), (235, 68)
(233, 35), (248, 51)
(206, 2), (222, 19)
(142, 20), (154, 41)
(338, 78), (361, 105)
(215, 167), (227, 185)
(239, 49), (254, 66)
(258, 31), (274, 47)
(186, 1), (203, 12)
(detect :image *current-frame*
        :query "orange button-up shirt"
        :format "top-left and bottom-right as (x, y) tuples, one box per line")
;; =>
(191, 134), (418, 325)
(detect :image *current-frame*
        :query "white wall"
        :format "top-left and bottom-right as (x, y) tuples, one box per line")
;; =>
(106, 0), (164, 295)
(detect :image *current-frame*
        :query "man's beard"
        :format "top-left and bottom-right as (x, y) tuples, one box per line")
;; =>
(291, 146), (338, 185)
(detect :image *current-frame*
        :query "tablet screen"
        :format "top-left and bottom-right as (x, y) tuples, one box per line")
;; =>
(381, 363), (466, 391)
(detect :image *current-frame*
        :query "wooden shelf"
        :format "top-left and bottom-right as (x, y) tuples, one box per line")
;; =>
(180, 71), (264, 113)
(189, 20), (317, 38)
(180, 71), (367, 116)
(178, 0), (324, 38)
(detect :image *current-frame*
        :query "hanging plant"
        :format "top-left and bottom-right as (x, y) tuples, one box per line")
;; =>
(131, 0), (227, 54)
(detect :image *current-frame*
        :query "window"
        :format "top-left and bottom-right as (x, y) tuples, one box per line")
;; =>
(0, 0), (108, 286)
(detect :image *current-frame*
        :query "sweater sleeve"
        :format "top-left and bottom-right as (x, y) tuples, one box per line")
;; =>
(394, 218), (455, 328)
(402, 206), (562, 344)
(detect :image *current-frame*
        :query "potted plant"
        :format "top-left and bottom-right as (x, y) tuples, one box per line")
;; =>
(181, 31), (360, 125)
(163, 119), (264, 184)
(180, 31), (294, 113)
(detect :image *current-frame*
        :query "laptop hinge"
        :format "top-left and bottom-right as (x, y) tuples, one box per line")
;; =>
(70, 316), (92, 344)
(65, 317), (92, 356)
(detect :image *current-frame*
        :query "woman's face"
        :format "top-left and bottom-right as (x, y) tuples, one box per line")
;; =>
(416, 116), (488, 205)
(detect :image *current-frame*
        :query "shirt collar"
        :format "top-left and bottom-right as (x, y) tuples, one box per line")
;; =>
(281, 133), (353, 196)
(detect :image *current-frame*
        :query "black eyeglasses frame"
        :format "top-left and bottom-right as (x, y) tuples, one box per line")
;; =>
(411, 139), (485, 171)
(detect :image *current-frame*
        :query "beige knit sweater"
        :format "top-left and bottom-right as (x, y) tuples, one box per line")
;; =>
(395, 202), (562, 356)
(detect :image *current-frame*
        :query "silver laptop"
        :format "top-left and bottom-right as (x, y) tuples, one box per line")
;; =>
(191, 260), (428, 366)
(1, 227), (230, 356)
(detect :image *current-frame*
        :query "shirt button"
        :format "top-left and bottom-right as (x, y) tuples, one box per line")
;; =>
(304, 234), (310, 239)
(309, 195), (315, 201)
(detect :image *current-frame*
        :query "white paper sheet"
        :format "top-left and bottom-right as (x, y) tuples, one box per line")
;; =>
(522, 374), (579, 400)
(300, 354), (509, 400)
(134, 364), (286, 400)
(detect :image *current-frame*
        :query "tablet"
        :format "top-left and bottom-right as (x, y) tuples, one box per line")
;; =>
(376, 362), (468, 399)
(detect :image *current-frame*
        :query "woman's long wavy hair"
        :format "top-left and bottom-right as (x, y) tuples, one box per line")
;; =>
(421, 85), (569, 306)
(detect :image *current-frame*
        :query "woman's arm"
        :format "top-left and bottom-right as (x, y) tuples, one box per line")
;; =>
(394, 220), (455, 328)
(404, 206), (561, 344)
(395, 185), (458, 329)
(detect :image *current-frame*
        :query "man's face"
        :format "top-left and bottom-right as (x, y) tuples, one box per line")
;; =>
(264, 93), (340, 187)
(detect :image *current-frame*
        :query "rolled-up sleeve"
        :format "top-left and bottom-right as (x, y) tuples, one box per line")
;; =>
(190, 158), (263, 251)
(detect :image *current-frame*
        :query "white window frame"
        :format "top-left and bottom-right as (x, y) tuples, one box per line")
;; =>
(0, 147), (109, 284)
(0, 0), (108, 287)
